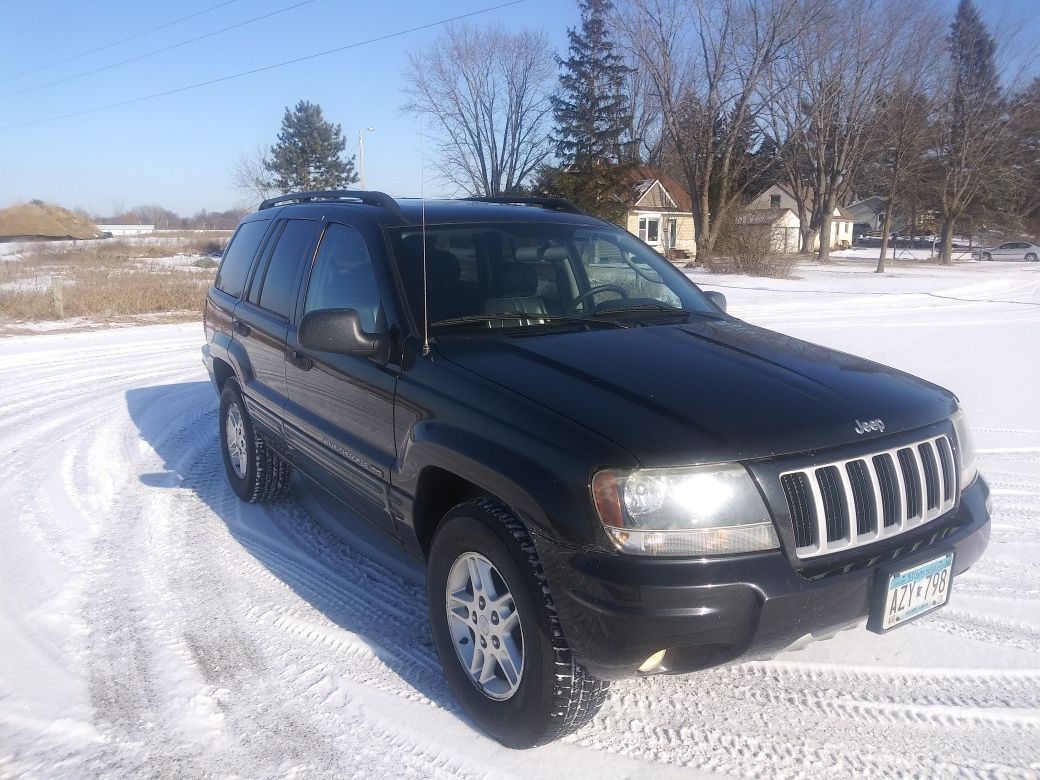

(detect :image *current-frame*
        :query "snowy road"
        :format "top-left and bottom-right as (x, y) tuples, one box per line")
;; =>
(1, 263), (1039, 778)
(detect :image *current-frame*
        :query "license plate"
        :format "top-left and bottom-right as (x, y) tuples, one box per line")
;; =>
(879, 553), (954, 630)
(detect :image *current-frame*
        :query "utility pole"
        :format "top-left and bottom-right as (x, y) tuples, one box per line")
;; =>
(359, 127), (375, 188)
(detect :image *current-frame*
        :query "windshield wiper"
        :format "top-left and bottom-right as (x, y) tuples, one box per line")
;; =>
(430, 311), (628, 329)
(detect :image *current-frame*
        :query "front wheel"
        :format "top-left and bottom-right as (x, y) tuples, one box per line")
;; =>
(1026, 253), (1038, 262)
(427, 498), (607, 748)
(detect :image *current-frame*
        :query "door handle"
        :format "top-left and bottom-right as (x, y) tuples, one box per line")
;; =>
(287, 349), (313, 371)
(232, 318), (251, 337)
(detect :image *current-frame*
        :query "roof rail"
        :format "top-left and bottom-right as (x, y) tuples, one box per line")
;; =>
(463, 196), (584, 215)
(258, 190), (401, 214)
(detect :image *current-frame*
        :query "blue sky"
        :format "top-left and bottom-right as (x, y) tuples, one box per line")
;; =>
(0, 0), (1036, 216)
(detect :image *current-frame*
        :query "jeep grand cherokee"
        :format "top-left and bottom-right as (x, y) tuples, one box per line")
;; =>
(202, 191), (990, 748)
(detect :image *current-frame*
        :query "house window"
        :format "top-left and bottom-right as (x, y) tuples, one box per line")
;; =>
(638, 216), (660, 244)
(770, 194), (781, 209)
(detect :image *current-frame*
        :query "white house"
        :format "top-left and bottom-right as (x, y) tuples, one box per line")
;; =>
(622, 167), (697, 258)
(747, 184), (855, 250)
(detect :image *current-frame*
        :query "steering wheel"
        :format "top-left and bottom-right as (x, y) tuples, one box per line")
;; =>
(566, 284), (628, 314)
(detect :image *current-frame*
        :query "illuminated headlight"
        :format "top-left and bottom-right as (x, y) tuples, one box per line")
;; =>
(951, 408), (978, 488)
(591, 465), (779, 556)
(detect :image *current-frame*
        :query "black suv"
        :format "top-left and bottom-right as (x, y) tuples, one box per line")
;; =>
(203, 190), (990, 747)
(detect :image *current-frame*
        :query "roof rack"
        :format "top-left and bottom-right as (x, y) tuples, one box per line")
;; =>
(463, 196), (584, 214)
(258, 190), (401, 214)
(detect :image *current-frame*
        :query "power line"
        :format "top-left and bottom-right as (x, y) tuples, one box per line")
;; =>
(2, 0), (319, 98)
(0, 0), (524, 131)
(2, 0), (246, 82)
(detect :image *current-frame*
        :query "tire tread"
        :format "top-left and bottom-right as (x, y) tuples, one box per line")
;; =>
(461, 496), (608, 746)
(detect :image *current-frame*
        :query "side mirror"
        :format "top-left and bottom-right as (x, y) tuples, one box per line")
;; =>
(298, 309), (389, 363)
(705, 290), (727, 312)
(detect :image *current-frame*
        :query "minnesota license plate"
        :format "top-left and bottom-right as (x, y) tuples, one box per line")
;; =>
(879, 552), (954, 630)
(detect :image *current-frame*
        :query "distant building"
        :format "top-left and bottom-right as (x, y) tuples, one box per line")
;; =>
(735, 208), (801, 253)
(621, 167), (697, 258)
(97, 224), (155, 236)
(747, 184), (855, 250)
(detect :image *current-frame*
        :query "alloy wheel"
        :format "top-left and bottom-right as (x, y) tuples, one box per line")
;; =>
(225, 402), (248, 479)
(445, 551), (524, 700)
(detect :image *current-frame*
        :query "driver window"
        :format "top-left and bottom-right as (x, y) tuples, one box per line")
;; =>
(304, 223), (381, 330)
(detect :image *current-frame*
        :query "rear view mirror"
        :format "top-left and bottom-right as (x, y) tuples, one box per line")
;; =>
(299, 309), (389, 363)
(705, 290), (727, 312)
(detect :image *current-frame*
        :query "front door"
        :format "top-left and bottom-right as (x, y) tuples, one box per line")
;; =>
(283, 221), (398, 534)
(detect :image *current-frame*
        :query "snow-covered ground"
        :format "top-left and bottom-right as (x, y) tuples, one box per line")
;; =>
(1, 261), (1038, 778)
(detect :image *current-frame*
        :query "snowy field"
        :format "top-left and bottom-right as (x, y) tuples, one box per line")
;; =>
(1, 260), (1038, 778)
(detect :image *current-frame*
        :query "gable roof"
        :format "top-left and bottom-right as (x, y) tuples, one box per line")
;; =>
(624, 166), (693, 212)
(849, 195), (888, 212)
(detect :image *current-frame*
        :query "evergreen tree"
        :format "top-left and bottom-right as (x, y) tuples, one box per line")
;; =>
(265, 100), (357, 193)
(546, 0), (633, 222)
(935, 0), (1005, 263)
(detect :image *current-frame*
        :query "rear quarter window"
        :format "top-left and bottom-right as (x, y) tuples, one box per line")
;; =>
(215, 220), (270, 298)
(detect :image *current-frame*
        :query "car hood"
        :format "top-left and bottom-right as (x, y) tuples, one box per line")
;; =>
(434, 317), (956, 466)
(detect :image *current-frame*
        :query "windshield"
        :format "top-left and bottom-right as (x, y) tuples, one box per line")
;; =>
(388, 221), (717, 332)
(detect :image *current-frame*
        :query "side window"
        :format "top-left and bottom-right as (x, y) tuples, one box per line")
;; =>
(215, 220), (269, 298)
(304, 223), (381, 330)
(257, 219), (319, 318)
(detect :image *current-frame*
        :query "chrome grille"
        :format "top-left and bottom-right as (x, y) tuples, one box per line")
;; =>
(780, 435), (957, 559)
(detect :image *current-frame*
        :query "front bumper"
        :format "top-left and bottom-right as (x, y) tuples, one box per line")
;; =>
(535, 476), (990, 680)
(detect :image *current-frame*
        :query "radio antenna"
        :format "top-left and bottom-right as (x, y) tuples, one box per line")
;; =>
(419, 115), (430, 356)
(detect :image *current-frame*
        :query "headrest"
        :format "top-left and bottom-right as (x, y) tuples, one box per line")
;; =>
(427, 250), (461, 286)
(542, 246), (568, 261)
(497, 263), (538, 296)
(515, 246), (540, 262)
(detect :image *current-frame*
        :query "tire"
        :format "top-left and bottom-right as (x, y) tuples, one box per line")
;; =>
(219, 380), (292, 503)
(1026, 253), (1038, 263)
(982, 253), (992, 261)
(427, 497), (608, 748)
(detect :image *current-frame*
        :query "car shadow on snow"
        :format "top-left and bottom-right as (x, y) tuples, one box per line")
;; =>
(125, 381), (470, 727)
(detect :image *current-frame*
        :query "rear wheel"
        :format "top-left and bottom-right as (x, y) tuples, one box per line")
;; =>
(219, 380), (292, 503)
(983, 252), (992, 261)
(1026, 253), (1038, 262)
(427, 497), (607, 748)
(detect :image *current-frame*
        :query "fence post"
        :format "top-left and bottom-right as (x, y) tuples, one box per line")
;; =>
(51, 276), (64, 319)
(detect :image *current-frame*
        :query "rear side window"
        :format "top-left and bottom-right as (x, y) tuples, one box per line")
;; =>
(215, 220), (269, 298)
(257, 219), (320, 318)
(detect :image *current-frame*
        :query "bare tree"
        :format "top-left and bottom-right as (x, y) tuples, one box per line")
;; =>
(230, 145), (277, 207)
(403, 24), (555, 196)
(775, 0), (914, 262)
(615, 0), (819, 260)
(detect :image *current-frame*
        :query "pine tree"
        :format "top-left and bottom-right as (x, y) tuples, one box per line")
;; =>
(546, 0), (633, 222)
(935, 0), (1005, 264)
(265, 100), (357, 193)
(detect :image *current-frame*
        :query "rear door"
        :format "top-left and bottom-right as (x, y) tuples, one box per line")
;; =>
(283, 220), (398, 534)
(233, 217), (322, 443)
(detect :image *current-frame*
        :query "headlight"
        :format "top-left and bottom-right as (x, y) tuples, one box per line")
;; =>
(951, 408), (978, 488)
(591, 464), (779, 556)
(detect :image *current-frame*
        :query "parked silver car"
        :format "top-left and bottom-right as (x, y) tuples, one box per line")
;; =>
(973, 241), (1040, 262)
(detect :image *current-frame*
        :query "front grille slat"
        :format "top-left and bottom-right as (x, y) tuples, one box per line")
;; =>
(816, 466), (849, 543)
(846, 460), (877, 536)
(781, 435), (956, 559)
(780, 473), (816, 549)
(918, 442), (941, 510)
(936, 436), (956, 502)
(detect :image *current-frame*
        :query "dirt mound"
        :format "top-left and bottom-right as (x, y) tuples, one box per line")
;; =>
(0, 201), (100, 240)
